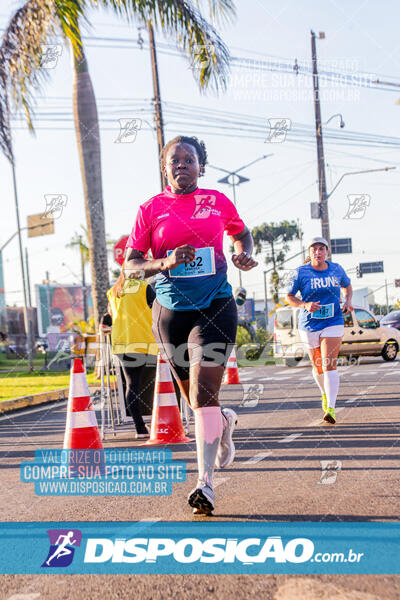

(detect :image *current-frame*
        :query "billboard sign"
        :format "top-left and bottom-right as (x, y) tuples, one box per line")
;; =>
(35, 284), (93, 337)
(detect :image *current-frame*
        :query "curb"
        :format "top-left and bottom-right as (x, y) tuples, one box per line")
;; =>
(0, 385), (101, 415)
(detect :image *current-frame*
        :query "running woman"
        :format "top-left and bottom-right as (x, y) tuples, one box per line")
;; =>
(125, 135), (258, 514)
(285, 237), (353, 424)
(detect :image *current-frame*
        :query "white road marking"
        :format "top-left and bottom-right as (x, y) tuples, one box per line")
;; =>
(243, 451), (272, 464)
(7, 595), (41, 600)
(279, 433), (302, 443)
(258, 376), (292, 381)
(345, 398), (358, 403)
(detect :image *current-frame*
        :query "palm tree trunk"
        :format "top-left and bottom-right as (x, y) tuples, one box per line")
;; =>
(71, 38), (109, 325)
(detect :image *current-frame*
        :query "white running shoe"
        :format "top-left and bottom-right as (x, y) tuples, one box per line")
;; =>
(215, 407), (237, 469)
(188, 480), (215, 515)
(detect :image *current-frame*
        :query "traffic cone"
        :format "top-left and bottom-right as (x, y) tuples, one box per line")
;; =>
(63, 358), (103, 450)
(146, 355), (190, 445)
(223, 346), (241, 384)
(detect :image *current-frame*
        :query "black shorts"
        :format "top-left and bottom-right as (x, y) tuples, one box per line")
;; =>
(152, 296), (238, 382)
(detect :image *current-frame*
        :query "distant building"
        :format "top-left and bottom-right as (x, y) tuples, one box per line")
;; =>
(352, 287), (374, 310)
(4, 307), (38, 354)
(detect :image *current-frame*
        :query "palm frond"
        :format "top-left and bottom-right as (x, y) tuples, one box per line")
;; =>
(194, 0), (236, 26)
(0, 64), (13, 163)
(0, 0), (59, 132)
(91, 0), (231, 91)
(0, 0), (88, 139)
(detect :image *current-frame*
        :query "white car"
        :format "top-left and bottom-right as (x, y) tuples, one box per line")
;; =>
(273, 305), (400, 366)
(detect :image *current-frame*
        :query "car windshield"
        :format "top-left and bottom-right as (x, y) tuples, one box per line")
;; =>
(355, 309), (378, 329)
(276, 309), (293, 329)
(382, 311), (400, 321)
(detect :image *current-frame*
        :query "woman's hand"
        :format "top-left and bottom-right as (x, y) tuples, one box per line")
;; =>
(165, 245), (196, 270)
(232, 251), (258, 271)
(304, 301), (321, 313)
(342, 300), (353, 314)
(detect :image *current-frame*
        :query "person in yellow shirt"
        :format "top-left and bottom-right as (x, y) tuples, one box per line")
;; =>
(107, 268), (157, 438)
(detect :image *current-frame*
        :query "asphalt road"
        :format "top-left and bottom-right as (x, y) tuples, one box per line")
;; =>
(1, 358), (400, 599)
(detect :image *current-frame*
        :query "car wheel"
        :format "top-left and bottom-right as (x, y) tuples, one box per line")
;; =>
(382, 341), (398, 361)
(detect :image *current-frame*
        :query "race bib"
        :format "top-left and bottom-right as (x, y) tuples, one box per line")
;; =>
(311, 303), (334, 319)
(167, 247), (215, 278)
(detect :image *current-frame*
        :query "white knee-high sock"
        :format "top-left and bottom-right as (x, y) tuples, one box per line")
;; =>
(312, 369), (325, 395)
(194, 406), (222, 488)
(323, 370), (340, 409)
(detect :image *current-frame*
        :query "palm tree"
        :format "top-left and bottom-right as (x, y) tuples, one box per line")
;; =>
(0, 0), (234, 325)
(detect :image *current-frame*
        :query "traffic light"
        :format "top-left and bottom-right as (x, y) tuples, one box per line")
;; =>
(356, 265), (362, 278)
(234, 287), (247, 306)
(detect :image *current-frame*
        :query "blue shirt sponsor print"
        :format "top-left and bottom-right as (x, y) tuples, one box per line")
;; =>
(286, 261), (351, 331)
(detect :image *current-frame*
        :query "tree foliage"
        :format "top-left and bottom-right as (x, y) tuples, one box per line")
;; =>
(252, 220), (300, 304)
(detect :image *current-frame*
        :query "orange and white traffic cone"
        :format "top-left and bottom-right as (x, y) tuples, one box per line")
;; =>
(146, 355), (190, 445)
(223, 346), (241, 384)
(63, 358), (103, 450)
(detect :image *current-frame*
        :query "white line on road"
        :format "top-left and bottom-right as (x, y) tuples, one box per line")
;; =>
(7, 595), (41, 600)
(258, 376), (292, 381)
(279, 433), (303, 443)
(345, 398), (358, 403)
(243, 451), (272, 463)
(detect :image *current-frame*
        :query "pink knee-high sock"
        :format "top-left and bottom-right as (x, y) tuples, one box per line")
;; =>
(194, 406), (223, 487)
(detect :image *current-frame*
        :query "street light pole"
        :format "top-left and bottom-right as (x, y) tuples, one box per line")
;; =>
(11, 160), (34, 371)
(263, 271), (268, 330)
(79, 235), (88, 322)
(208, 154), (274, 288)
(327, 166), (396, 200)
(311, 30), (330, 250)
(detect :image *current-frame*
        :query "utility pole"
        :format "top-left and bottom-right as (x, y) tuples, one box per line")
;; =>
(385, 279), (390, 314)
(297, 218), (305, 261)
(45, 270), (51, 332)
(25, 248), (32, 306)
(148, 21), (166, 191)
(263, 271), (268, 330)
(311, 30), (331, 251)
(79, 235), (88, 322)
(12, 162), (34, 371)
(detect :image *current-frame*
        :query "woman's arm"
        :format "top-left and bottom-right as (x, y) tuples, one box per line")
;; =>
(285, 294), (321, 313)
(125, 246), (197, 279)
(230, 227), (258, 271)
(341, 284), (353, 314)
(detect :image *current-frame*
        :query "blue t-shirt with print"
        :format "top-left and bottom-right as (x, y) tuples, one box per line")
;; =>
(286, 261), (351, 331)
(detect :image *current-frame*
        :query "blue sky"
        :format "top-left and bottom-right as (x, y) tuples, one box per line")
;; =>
(2, 0), (400, 308)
